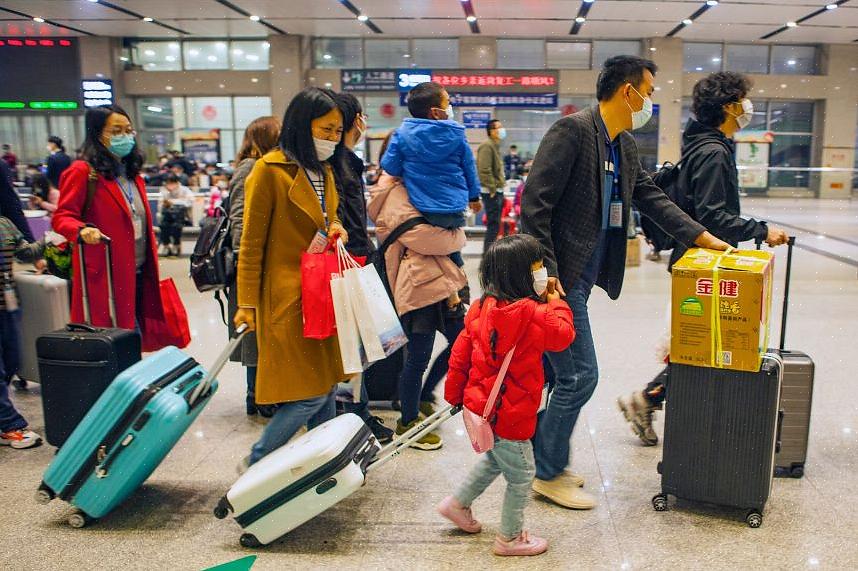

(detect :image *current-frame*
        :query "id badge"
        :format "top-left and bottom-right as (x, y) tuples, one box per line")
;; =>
(3, 281), (18, 312)
(538, 384), (549, 413)
(307, 229), (328, 254)
(609, 199), (623, 229)
(132, 216), (143, 240)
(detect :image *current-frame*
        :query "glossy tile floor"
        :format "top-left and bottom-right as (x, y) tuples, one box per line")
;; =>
(2, 198), (857, 570)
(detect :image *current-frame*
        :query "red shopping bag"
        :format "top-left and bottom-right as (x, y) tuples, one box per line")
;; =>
(301, 247), (365, 340)
(151, 278), (192, 349)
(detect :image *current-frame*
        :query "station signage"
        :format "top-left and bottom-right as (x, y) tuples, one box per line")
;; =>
(341, 69), (398, 92)
(462, 111), (492, 129)
(82, 79), (114, 108)
(398, 91), (558, 108)
(432, 72), (557, 90)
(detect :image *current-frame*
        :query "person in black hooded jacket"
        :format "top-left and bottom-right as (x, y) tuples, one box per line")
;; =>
(618, 71), (789, 447)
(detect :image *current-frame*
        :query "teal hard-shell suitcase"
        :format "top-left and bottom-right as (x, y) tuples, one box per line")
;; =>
(37, 334), (241, 527)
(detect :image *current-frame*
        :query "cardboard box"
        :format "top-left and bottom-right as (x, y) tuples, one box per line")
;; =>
(670, 248), (774, 372)
(625, 236), (642, 267)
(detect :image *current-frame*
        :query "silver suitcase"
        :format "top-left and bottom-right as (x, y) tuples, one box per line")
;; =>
(13, 271), (69, 383)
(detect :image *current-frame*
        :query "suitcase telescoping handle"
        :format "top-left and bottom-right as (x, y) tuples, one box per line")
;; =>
(76, 233), (117, 328)
(366, 404), (462, 473)
(187, 323), (248, 406)
(756, 235), (795, 350)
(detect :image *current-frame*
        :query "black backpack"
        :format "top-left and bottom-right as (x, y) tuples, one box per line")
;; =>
(190, 206), (234, 293)
(642, 138), (732, 252)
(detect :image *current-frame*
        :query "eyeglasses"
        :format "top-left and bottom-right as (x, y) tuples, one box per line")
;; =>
(107, 128), (136, 137)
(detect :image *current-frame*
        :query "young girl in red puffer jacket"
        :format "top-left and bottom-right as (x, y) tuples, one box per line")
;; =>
(437, 234), (575, 557)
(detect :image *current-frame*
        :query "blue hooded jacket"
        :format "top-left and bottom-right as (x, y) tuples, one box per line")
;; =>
(381, 118), (481, 215)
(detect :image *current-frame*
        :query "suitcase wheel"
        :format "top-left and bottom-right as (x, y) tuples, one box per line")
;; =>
(213, 496), (233, 520)
(652, 494), (668, 512)
(35, 483), (55, 505)
(67, 511), (93, 529)
(12, 378), (28, 390)
(745, 511), (763, 529)
(790, 465), (805, 479)
(240, 533), (261, 549)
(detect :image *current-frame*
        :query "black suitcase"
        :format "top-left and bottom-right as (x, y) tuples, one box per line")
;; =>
(37, 236), (141, 448)
(655, 353), (782, 528)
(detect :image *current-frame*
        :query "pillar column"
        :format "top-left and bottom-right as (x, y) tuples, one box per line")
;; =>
(648, 37), (684, 164)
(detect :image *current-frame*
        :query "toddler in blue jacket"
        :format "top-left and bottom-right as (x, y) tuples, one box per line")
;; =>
(381, 82), (481, 302)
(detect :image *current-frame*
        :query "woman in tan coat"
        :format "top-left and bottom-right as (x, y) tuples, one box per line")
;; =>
(234, 88), (349, 467)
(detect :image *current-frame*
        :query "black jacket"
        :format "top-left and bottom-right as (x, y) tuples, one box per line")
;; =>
(337, 151), (375, 258)
(521, 106), (705, 300)
(668, 118), (768, 268)
(46, 151), (72, 189)
(0, 161), (33, 242)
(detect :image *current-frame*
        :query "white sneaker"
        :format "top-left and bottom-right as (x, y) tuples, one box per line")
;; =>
(0, 428), (43, 449)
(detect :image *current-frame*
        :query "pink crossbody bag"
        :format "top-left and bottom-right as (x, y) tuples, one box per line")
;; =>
(462, 346), (516, 454)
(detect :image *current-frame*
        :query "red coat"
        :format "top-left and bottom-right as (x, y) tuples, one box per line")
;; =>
(53, 160), (166, 351)
(446, 297), (575, 440)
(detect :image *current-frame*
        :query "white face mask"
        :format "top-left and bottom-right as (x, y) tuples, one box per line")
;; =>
(314, 137), (338, 162)
(532, 266), (549, 297)
(627, 84), (653, 131)
(445, 105), (455, 122)
(733, 98), (754, 129)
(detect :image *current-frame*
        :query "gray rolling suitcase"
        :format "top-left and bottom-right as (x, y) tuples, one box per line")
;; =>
(13, 271), (69, 385)
(771, 238), (814, 478)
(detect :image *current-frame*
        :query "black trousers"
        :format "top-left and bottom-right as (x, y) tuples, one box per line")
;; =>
(481, 192), (504, 254)
(644, 364), (669, 406)
(159, 224), (183, 246)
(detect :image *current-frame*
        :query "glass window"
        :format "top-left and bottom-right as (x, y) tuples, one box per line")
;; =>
(497, 39), (545, 69)
(234, 97), (273, 132)
(768, 101), (813, 133)
(133, 41), (181, 71)
(725, 44), (768, 74)
(0, 117), (21, 163)
(364, 39), (411, 68)
(230, 40), (270, 71)
(137, 97), (185, 130)
(592, 40), (641, 70)
(314, 38), (363, 69)
(412, 39), (458, 69)
(770, 45), (817, 75)
(683, 43), (723, 73)
(770, 134), (812, 188)
(546, 42), (590, 70)
(20, 116), (49, 166)
(186, 97), (233, 130)
(183, 41), (229, 71)
(48, 116), (79, 148)
(745, 100), (768, 131)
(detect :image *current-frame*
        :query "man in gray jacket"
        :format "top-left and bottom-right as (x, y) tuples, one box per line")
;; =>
(521, 55), (728, 510)
(477, 119), (507, 253)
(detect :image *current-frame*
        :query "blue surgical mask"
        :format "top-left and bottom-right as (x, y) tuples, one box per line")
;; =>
(109, 134), (136, 158)
(497, 127), (508, 140)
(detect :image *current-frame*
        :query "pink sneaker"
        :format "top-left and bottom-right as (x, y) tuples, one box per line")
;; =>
(493, 531), (548, 556)
(437, 496), (482, 533)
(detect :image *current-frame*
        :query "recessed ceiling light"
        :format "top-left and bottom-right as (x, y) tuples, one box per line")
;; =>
(357, 14), (368, 22)
(323, 53), (332, 60)
(86, 0), (99, 2)
(233, 49), (244, 55)
(780, 83), (787, 88)
(712, 57), (721, 62)
(165, 85), (173, 91)
(706, 0), (718, 6)
(120, 56), (129, 62)
(249, 15), (260, 22)
(786, 21), (797, 27)
(144, 49), (156, 56)
(682, 19), (693, 25)
(757, 89), (765, 93)
(787, 59), (796, 65)
(143, 17), (154, 22)
(251, 77), (259, 83)
(825, 3), (837, 9)
(165, 55), (176, 62)
(649, 47), (657, 52)
(695, 66), (703, 71)
(189, 49), (200, 56)
(325, 82), (333, 88)
(33, 17), (45, 23)
(402, 53), (411, 58)
(219, 83), (225, 89)
(146, 106), (163, 113)
(207, 55), (217, 62)
(575, 16), (586, 23)
(466, 15), (477, 23)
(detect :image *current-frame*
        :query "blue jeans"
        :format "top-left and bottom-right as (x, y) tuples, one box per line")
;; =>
(532, 284), (598, 481)
(0, 310), (27, 432)
(398, 314), (464, 425)
(455, 437), (536, 538)
(246, 366), (257, 409)
(249, 388), (336, 465)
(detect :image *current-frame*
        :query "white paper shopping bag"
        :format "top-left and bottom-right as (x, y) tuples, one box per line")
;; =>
(344, 263), (408, 363)
(331, 274), (366, 375)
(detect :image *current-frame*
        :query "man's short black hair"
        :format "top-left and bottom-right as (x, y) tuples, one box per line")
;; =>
(406, 82), (445, 119)
(596, 55), (658, 101)
(510, 145), (517, 150)
(165, 173), (180, 184)
(692, 71), (752, 129)
(486, 119), (501, 137)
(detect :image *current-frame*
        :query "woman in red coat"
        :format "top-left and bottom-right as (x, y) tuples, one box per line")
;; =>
(53, 104), (167, 351)
(438, 234), (575, 557)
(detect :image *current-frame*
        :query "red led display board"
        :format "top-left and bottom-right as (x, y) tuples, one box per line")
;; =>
(0, 38), (81, 110)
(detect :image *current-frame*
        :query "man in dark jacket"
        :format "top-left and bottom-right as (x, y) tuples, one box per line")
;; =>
(0, 161), (33, 242)
(45, 136), (72, 189)
(520, 55), (729, 510)
(617, 71), (788, 446)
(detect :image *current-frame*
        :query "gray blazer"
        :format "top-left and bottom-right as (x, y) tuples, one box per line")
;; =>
(521, 106), (706, 300)
(227, 157), (258, 366)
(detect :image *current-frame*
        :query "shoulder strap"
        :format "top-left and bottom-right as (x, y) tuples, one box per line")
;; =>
(377, 216), (428, 257)
(482, 345), (517, 420)
(675, 138), (732, 169)
(81, 166), (98, 217)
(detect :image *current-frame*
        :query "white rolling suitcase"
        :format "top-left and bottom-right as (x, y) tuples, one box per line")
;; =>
(14, 271), (69, 384)
(215, 405), (461, 547)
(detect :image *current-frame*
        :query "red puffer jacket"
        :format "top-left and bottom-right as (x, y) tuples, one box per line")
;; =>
(445, 296), (575, 441)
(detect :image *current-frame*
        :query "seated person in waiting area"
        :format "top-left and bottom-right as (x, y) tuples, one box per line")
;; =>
(380, 81), (482, 307)
(158, 173), (193, 257)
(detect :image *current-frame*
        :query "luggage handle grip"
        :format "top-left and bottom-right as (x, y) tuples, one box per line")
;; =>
(66, 323), (98, 334)
(187, 323), (248, 407)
